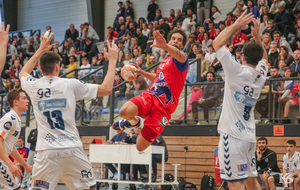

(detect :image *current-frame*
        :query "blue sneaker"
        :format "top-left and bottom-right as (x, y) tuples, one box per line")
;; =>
(112, 118), (140, 130)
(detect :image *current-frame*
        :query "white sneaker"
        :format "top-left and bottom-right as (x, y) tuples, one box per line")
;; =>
(255, 119), (262, 125)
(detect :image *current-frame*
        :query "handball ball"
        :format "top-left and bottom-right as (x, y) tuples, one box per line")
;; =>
(121, 65), (137, 81)
(44, 31), (51, 39)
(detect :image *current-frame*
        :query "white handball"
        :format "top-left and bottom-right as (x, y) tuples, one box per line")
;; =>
(121, 65), (137, 81)
(43, 30), (51, 39)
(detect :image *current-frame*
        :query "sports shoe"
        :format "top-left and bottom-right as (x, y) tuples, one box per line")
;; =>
(112, 118), (140, 130)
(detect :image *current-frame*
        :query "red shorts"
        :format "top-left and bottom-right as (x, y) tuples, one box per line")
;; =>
(130, 93), (171, 143)
(291, 97), (300, 106)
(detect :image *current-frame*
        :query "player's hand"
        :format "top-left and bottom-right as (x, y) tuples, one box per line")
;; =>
(150, 30), (167, 49)
(8, 163), (23, 179)
(256, 149), (262, 160)
(129, 63), (143, 75)
(0, 22), (10, 46)
(24, 164), (32, 173)
(251, 18), (261, 41)
(233, 11), (254, 31)
(106, 40), (118, 61)
(38, 32), (55, 53)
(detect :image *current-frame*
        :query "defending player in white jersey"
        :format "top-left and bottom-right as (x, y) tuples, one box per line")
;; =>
(20, 34), (118, 190)
(213, 12), (268, 190)
(0, 89), (31, 190)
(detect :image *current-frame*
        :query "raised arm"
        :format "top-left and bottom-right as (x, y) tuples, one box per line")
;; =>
(151, 30), (187, 63)
(19, 32), (55, 78)
(0, 22), (10, 74)
(213, 11), (254, 52)
(251, 18), (268, 61)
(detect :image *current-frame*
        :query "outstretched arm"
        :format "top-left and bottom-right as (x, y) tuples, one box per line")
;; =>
(213, 11), (254, 52)
(151, 30), (187, 63)
(0, 22), (10, 74)
(251, 18), (268, 61)
(20, 32), (55, 78)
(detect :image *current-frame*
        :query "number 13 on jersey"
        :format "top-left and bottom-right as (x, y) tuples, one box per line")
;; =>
(43, 110), (65, 130)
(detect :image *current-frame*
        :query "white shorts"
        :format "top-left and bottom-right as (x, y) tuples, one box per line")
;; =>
(29, 147), (96, 190)
(218, 133), (258, 182)
(0, 159), (21, 190)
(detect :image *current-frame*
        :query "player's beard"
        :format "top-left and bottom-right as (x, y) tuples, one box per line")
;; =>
(259, 146), (266, 151)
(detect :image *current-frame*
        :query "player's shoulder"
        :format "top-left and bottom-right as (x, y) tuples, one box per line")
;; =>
(283, 153), (288, 159)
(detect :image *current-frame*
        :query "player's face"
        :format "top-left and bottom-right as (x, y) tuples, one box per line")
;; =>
(15, 92), (29, 112)
(286, 143), (296, 153)
(168, 32), (184, 50)
(257, 140), (267, 151)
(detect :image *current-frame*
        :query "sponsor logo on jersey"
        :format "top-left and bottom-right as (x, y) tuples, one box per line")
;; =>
(265, 158), (269, 162)
(34, 179), (49, 189)
(234, 91), (257, 107)
(3, 122), (12, 130)
(80, 169), (94, 183)
(158, 116), (168, 127)
(44, 133), (57, 144)
(149, 71), (174, 105)
(237, 164), (247, 172)
(38, 99), (67, 111)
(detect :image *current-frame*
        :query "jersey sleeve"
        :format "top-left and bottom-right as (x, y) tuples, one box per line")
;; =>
(172, 52), (189, 72)
(255, 59), (268, 78)
(0, 115), (15, 140)
(69, 79), (98, 100)
(21, 73), (36, 95)
(215, 45), (242, 83)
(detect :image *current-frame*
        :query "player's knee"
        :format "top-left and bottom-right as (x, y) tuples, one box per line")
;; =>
(268, 176), (275, 184)
(119, 107), (128, 118)
(262, 173), (270, 181)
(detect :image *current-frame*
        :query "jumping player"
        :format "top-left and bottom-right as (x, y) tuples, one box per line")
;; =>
(113, 29), (189, 151)
(213, 13), (268, 190)
(20, 34), (118, 190)
(0, 89), (31, 190)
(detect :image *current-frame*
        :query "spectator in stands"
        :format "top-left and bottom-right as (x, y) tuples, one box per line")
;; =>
(182, 14), (196, 34)
(82, 37), (99, 64)
(26, 36), (39, 59)
(117, 24), (129, 41)
(135, 57), (146, 70)
(230, 30), (248, 53)
(226, 12), (236, 27)
(64, 24), (79, 45)
(136, 28), (148, 52)
(147, 0), (158, 22)
(137, 17), (146, 29)
(115, 1), (125, 23)
(291, 50), (300, 74)
(196, 49), (210, 81)
(19, 52), (25, 66)
(107, 72), (126, 108)
(270, 0), (285, 14)
(197, 26), (205, 44)
(5, 79), (13, 92)
(117, 50), (125, 72)
(160, 18), (171, 40)
(115, 16), (126, 33)
(158, 49), (167, 62)
(203, 6), (222, 31)
(262, 33), (272, 53)
(208, 22), (217, 41)
(154, 9), (163, 22)
(145, 33), (154, 66)
(258, 0), (267, 15)
(128, 23), (137, 38)
(278, 59), (286, 76)
(202, 32), (213, 53)
(125, 1), (134, 21)
(80, 22), (100, 51)
(124, 32), (133, 53)
(125, 15), (137, 30)
(170, 85), (203, 125)
(153, 21), (160, 31)
(17, 136), (30, 164)
(209, 66), (223, 81)
(260, 6), (274, 22)
(186, 7), (196, 21)
(184, 34), (201, 55)
(172, 9), (185, 28)
(59, 40), (70, 66)
(22, 125), (38, 189)
(197, 0), (210, 24)
(233, 1), (246, 17)
(78, 57), (91, 79)
(10, 60), (22, 81)
(266, 140), (300, 190)
(255, 137), (281, 188)
(169, 9), (176, 24)
(35, 34), (40, 44)
(7, 41), (17, 60)
(274, 3), (291, 32)
(147, 55), (156, 68)
(246, 0), (259, 18)
(279, 46), (293, 66)
(45, 26), (54, 44)
(268, 42), (279, 67)
(263, 19), (278, 37)
(131, 38), (142, 58)
(273, 31), (293, 56)
(188, 44), (198, 59)
(17, 32), (28, 54)
(117, 40), (125, 52)
(107, 26), (119, 41)
(66, 56), (78, 78)
(12, 36), (18, 49)
(287, 18), (300, 52)
(260, 14), (269, 36)
(125, 75), (147, 100)
(192, 72), (221, 125)
(124, 52), (132, 66)
(142, 23), (151, 38)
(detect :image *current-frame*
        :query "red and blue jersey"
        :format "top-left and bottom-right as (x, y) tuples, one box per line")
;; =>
(287, 82), (300, 98)
(146, 53), (189, 114)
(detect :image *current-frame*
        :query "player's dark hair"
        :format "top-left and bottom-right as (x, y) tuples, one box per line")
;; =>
(243, 41), (264, 66)
(219, 21), (225, 26)
(40, 51), (61, 75)
(167, 28), (187, 49)
(270, 66), (278, 70)
(287, 140), (296, 146)
(273, 30), (281, 36)
(7, 88), (25, 108)
(257, 137), (268, 144)
(226, 12), (233, 17)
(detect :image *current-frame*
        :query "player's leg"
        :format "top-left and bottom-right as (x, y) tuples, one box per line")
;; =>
(262, 173), (271, 190)
(227, 181), (245, 190)
(294, 176), (300, 190)
(267, 175), (277, 190)
(283, 99), (296, 117)
(136, 134), (152, 151)
(119, 101), (139, 121)
(244, 177), (261, 190)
